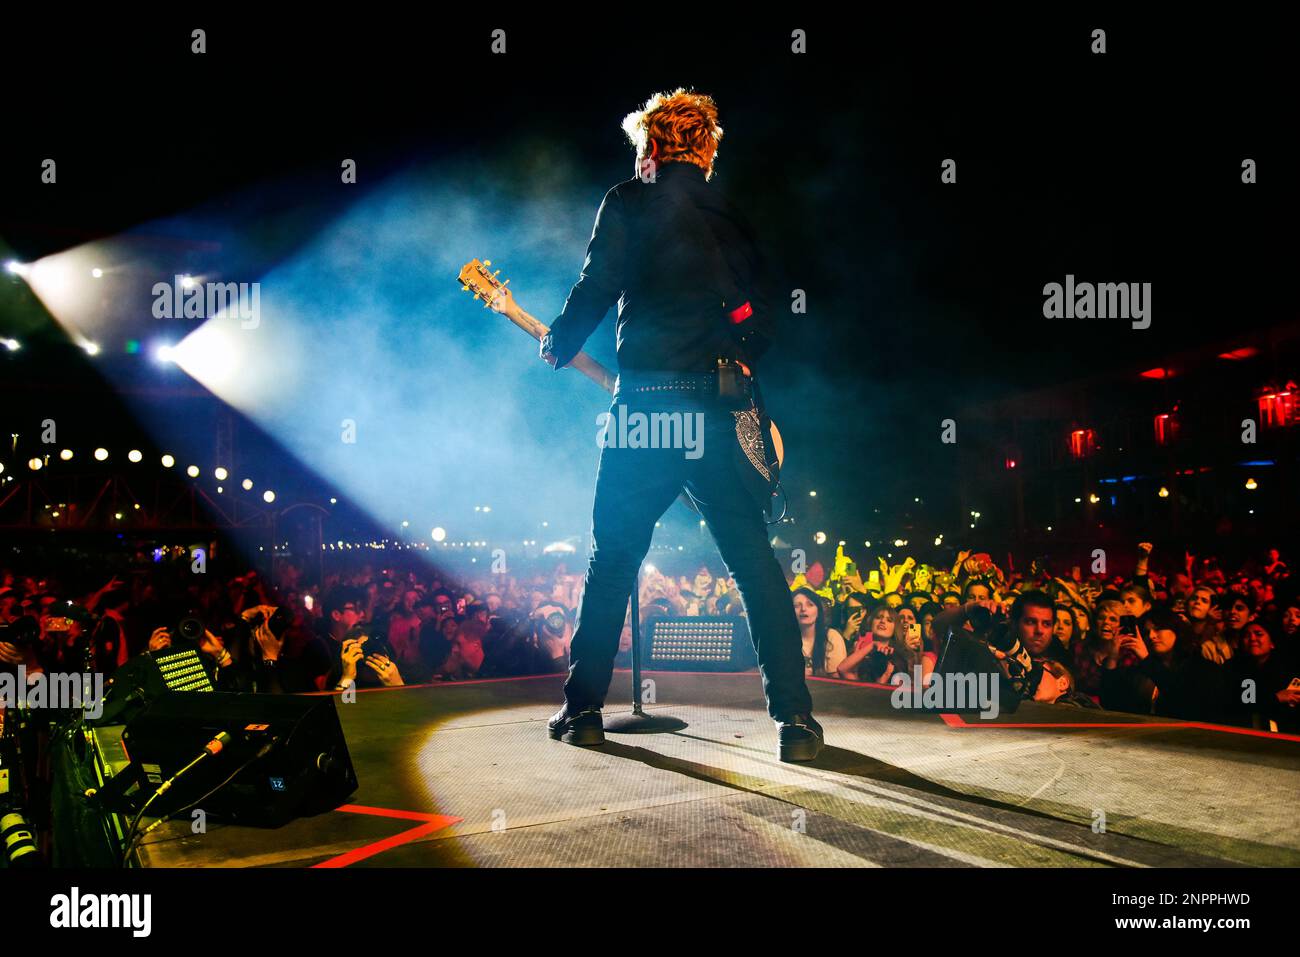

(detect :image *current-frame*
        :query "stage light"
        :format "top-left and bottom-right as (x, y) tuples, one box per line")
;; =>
(431, 527), (446, 542)
(154, 343), (176, 363)
(161, 454), (175, 468)
(28, 458), (42, 471)
(1, 339), (19, 351)
(186, 465), (200, 477)
(170, 324), (240, 392)
(216, 486), (223, 493)
(809, 490), (817, 497)
(814, 531), (827, 544)
(94, 448), (108, 461)
(91, 268), (103, 279)
(263, 490), (276, 503)
(59, 449), (73, 461)
(242, 478), (253, 490)
(128, 449), (143, 463)
(0, 462), (4, 475)
(114, 512), (123, 520)
(180, 274), (195, 289)
(329, 497), (337, 504)
(133, 503), (140, 509)
(482, 505), (491, 512)
(51, 511), (59, 518)
(1158, 486), (1170, 498)
(4, 261), (28, 277)
(1245, 477), (1258, 490)
(81, 340), (101, 356)
(1089, 493), (1100, 504)
(213, 466), (228, 480)
(401, 520), (410, 528)
(893, 539), (905, 547)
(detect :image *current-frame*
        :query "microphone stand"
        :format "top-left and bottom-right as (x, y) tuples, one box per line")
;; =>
(603, 561), (687, 734)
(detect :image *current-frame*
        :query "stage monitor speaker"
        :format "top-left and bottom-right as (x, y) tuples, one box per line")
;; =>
(644, 616), (756, 672)
(120, 692), (358, 828)
(92, 643), (215, 727)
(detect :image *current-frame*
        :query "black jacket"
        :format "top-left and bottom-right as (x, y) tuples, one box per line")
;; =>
(545, 161), (774, 374)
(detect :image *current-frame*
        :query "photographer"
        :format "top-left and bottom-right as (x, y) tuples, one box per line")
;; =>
(928, 591), (1062, 713)
(527, 601), (572, 674)
(317, 587), (403, 692)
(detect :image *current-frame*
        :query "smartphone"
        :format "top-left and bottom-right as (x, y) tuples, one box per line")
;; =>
(1119, 615), (1138, 635)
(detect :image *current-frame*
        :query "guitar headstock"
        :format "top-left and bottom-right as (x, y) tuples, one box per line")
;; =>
(458, 258), (509, 309)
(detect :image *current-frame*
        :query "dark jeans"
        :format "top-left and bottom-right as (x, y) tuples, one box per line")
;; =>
(563, 392), (813, 721)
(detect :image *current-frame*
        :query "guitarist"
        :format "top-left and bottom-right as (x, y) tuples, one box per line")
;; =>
(533, 88), (823, 761)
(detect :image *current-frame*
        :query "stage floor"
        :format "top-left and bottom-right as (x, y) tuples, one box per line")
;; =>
(138, 671), (1300, 867)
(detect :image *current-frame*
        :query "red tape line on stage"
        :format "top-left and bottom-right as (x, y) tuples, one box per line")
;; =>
(312, 805), (462, 868)
(939, 711), (1300, 742)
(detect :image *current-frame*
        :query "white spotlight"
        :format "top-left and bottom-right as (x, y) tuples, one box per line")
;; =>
(186, 465), (199, 478)
(431, 527), (446, 543)
(93, 448), (108, 461)
(128, 449), (143, 463)
(213, 466), (228, 481)
(262, 490), (276, 504)
(91, 268), (103, 279)
(161, 454), (175, 468)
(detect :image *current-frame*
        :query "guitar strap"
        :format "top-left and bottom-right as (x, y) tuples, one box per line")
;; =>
(664, 184), (782, 519)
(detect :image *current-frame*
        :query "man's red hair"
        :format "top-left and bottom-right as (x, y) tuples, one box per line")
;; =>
(621, 88), (724, 180)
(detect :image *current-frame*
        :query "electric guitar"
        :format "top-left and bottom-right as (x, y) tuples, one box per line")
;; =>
(456, 257), (784, 504)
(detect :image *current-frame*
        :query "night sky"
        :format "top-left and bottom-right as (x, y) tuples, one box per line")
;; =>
(1, 13), (1292, 550)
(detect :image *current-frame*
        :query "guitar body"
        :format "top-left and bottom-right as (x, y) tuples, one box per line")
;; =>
(458, 258), (785, 510)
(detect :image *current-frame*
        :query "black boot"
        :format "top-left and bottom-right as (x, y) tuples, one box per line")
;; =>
(775, 713), (824, 762)
(547, 704), (605, 747)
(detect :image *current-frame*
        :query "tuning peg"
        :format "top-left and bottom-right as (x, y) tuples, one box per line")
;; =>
(483, 259), (492, 267)
(462, 285), (469, 292)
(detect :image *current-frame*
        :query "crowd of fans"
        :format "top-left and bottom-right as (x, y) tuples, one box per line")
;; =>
(1, 540), (1296, 731)
(787, 543), (1299, 731)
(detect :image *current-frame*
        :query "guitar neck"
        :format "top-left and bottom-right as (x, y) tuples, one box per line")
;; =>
(502, 300), (616, 394)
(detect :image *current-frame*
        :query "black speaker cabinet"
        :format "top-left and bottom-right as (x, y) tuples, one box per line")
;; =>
(120, 692), (358, 828)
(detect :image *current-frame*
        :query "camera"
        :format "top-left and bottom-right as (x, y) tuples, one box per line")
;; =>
(178, 615), (206, 643)
(342, 625), (394, 661)
(247, 606), (293, 639)
(966, 603), (1007, 630)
